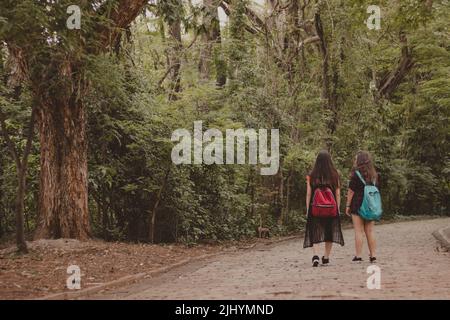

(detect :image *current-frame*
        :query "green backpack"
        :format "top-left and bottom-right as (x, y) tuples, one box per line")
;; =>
(355, 170), (382, 221)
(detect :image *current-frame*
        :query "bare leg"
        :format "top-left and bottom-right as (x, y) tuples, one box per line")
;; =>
(312, 243), (320, 256)
(352, 214), (365, 257)
(324, 242), (332, 258)
(364, 221), (376, 258)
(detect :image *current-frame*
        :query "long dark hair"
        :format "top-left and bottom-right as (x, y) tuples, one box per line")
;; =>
(352, 151), (378, 184)
(309, 150), (340, 190)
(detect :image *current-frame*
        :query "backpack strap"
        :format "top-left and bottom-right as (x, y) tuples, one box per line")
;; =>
(355, 170), (366, 186)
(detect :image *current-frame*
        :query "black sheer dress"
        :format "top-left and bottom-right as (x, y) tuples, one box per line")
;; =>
(303, 175), (345, 248)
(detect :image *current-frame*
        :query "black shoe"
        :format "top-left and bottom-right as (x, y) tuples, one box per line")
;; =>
(352, 256), (363, 262)
(312, 255), (320, 267)
(369, 256), (377, 263)
(322, 256), (329, 265)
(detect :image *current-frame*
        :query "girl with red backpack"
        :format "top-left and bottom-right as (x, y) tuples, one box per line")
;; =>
(303, 150), (345, 267)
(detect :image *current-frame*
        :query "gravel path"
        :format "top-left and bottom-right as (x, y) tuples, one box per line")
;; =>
(92, 218), (450, 300)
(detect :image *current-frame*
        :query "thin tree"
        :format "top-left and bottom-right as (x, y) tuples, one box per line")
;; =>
(0, 105), (36, 253)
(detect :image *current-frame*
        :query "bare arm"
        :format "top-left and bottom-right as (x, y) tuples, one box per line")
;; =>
(335, 187), (341, 213)
(306, 178), (312, 216)
(345, 188), (354, 216)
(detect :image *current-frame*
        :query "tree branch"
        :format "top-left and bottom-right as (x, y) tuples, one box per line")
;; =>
(378, 33), (414, 99)
(158, 64), (179, 88)
(298, 35), (320, 50)
(222, 0), (264, 29)
(219, 1), (261, 34)
(98, 0), (149, 49)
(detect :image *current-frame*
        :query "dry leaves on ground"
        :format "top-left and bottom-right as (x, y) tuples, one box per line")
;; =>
(0, 239), (223, 299)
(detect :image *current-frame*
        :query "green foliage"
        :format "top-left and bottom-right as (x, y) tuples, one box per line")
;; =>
(0, 0), (448, 244)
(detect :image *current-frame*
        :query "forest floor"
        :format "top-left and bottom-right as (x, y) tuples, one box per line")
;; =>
(0, 231), (294, 299)
(0, 215), (447, 300)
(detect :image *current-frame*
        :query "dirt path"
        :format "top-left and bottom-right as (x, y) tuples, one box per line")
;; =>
(90, 218), (450, 300)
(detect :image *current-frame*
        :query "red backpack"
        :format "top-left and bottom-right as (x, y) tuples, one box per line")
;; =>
(311, 187), (338, 218)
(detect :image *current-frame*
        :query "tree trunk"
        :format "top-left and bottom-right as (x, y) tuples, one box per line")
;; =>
(168, 16), (182, 100)
(329, 62), (339, 135)
(34, 93), (90, 239)
(276, 165), (284, 225)
(284, 0), (300, 75)
(199, 0), (214, 80)
(315, 12), (330, 106)
(101, 195), (110, 240)
(0, 208), (3, 239)
(149, 168), (170, 243)
(199, 0), (226, 86)
(15, 167), (28, 252)
(315, 11), (340, 149)
(0, 103), (34, 253)
(2, 0), (149, 241)
(285, 172), (291, 224)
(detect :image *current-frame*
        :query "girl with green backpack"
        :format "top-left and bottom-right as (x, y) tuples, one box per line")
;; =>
(345, 151), (382, 263)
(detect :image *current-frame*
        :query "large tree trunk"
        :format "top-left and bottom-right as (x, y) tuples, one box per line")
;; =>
(32, 0), (148, 239)
(34, 89), (90, 239)
(2, 0), (148, 241)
